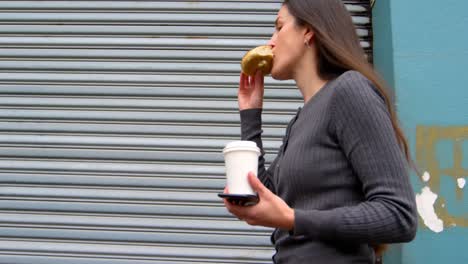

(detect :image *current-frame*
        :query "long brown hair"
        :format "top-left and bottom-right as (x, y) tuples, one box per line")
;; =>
(283, 0), (411, 165)
(282, 0), (410, 257)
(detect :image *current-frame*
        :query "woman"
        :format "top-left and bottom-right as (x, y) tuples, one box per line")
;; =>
(222, 0), (418, 263)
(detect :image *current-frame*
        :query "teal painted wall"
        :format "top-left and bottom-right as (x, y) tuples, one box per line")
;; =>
(373, 0), (468, 263)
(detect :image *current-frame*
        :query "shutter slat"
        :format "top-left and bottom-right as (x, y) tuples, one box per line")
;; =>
(0, 240), (274, 263)
(0, 122), (287, 137)
(0, 213), (271, 232)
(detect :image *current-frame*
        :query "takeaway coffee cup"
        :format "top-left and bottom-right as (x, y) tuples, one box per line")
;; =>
(223, 140), (261, 195)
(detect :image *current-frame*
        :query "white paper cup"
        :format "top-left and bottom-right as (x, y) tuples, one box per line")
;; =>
(223, 140), (261, 195)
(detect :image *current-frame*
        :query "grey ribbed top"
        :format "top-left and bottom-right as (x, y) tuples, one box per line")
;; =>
(240, 71), (417, 263)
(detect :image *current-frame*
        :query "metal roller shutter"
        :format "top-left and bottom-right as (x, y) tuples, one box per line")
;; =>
(0, 1), (372, 263)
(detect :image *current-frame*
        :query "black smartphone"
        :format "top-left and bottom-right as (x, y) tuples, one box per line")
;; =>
(218, 193), (259, 206)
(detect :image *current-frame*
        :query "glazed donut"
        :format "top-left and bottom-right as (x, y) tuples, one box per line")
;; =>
(241, 45), (273, 76)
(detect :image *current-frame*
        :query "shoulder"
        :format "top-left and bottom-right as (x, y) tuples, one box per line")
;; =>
(333, 71), (382, 98)
(330, 70), (387, 110)
(328, 71), (391, 133)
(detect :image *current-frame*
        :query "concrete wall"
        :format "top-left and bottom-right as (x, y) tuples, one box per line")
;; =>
(373, 0), (468, 263)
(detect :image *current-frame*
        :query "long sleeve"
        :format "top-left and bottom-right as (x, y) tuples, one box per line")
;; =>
(292, 73), (418, 244)
(239, 108), (277, 193)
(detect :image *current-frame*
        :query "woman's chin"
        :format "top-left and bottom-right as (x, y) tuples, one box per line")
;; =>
(271, 70), (288, 81)
(270, 68), (280, 79)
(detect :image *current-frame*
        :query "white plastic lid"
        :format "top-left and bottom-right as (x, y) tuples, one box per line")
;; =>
(223, 140), (260, 155)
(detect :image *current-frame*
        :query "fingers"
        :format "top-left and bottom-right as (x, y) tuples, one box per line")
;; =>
(238, 70), (264, 110)
(227, 205), (252, 222)
(248, 172), (267, 196)
(223, 198), (246, 217)
(249, 71), (263, 90)
(254, 70), (264, 89)
(240, 71), (263, 90)
(239, 72), (248, 91)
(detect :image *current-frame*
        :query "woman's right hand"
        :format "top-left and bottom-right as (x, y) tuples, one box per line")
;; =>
(238, 71), (264, 110)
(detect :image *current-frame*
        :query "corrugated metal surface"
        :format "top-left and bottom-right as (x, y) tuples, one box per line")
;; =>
(0, 1), (372, 263)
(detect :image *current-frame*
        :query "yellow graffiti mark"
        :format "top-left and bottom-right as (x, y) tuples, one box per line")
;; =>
(416, 126), (468, 228)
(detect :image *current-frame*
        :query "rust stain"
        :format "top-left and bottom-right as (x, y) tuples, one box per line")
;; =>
(416, 126), (468, 228)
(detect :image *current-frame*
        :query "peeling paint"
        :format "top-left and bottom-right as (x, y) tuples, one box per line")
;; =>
(416, 126), (468, 229)
(422, 171), (431, 182)
(457, 178), (466, 189)
(416, 186), (444, 233)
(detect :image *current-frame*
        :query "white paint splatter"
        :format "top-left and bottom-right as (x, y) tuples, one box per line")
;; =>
(457, 178), (466, 189)
(422, 171), (430, 182)
(416, 187), (444, 233)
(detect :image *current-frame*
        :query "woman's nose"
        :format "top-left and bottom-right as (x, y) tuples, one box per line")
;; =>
(268, 33), (276, 47)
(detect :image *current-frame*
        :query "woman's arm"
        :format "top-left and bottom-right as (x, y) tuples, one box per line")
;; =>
(240, 108), (277, 192)
(236, 71), (279, 193)
(292, 72), (418, 244)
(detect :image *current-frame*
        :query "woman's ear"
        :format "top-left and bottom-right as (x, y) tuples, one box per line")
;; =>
(304, 27), (315, 46)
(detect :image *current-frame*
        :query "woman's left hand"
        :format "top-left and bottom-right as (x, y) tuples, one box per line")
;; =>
(223, 172), (295, 230)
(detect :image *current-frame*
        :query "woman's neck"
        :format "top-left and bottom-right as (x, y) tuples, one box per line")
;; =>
(294, 60), (328, 103)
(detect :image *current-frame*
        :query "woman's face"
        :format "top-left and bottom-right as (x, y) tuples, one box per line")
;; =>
(268, 5), (308, 80)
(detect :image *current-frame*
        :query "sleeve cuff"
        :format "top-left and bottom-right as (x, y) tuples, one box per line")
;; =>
(292, 209), (339, 240)
(240, 108), (262, 140)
